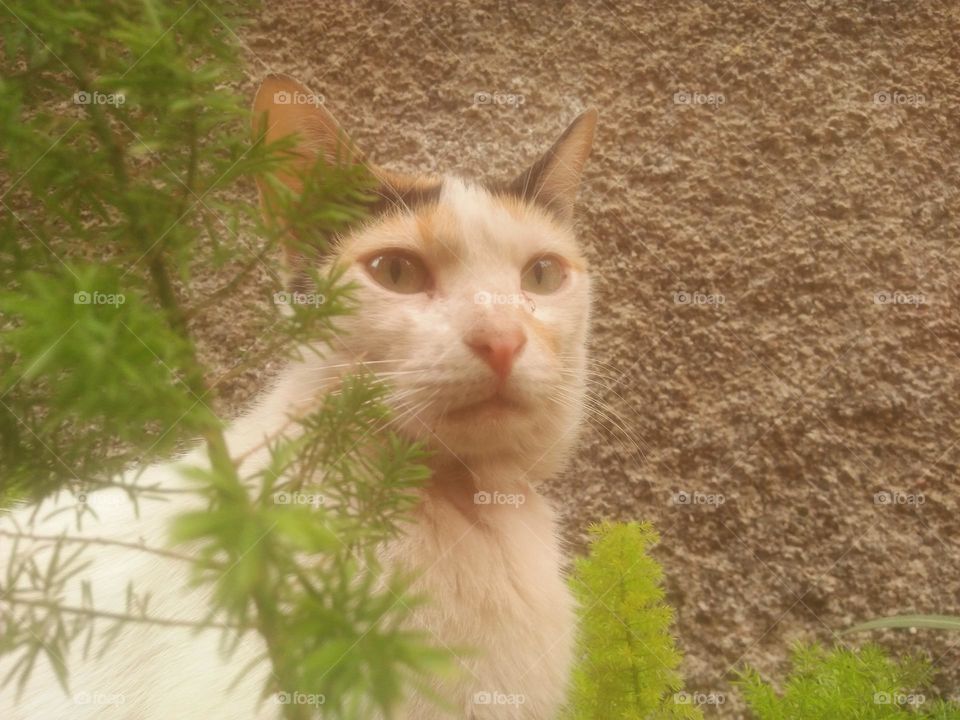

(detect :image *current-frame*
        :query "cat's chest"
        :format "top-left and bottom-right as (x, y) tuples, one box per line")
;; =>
(385, 496), (576, 717)
(388, 495), (574, 641)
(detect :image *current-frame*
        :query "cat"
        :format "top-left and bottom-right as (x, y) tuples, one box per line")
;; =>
(0, 74), (597, 720)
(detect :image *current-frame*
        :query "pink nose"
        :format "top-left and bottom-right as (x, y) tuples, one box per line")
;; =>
(464, 326), (527, 382)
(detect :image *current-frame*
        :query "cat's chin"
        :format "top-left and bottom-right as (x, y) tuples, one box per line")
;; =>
(398, 399), (577, 474)
(399, 402), (532, 444)
(444, 392), (525, 418)
(382, 375), (582, 467)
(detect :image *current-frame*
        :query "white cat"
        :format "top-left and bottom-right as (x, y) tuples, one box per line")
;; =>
(0, 74), (597, 720)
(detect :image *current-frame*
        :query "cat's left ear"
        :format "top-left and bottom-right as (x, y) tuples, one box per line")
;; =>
(507, 108), (598, 223)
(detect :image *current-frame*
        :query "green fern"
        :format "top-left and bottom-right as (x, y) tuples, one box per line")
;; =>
(566, 521), (703, 720)
(738, 643), (960, 719)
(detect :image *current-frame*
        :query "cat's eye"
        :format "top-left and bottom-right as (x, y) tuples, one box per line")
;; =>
(521, 255), (567, 295)
(366, 251), (430, 294)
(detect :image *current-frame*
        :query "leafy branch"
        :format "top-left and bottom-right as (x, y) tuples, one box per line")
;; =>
(0, 2), (448, 718)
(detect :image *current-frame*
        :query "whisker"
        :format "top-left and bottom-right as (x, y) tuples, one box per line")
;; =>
(547, 385), (649, 462)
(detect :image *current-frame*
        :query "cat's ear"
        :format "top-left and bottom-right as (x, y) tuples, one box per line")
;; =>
(252, 74), (362, 194)
(252, 74), (359, 166)
(507, 108), (598, 223)
(251, 75), (436, 241)
(252, 74), (371, 271)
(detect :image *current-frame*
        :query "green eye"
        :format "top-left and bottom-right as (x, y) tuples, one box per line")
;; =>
(366, 252), (430, 294)
(521, 255), (567, 294)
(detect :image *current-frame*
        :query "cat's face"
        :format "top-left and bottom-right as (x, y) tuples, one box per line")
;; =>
(254, 75), (596, 476)
(333, 176), (590, 467)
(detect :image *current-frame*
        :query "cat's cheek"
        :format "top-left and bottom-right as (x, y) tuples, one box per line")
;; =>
(333, 288), (423, 356)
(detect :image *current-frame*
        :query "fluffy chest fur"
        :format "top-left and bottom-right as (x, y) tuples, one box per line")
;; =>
(388, 490), (575, 719)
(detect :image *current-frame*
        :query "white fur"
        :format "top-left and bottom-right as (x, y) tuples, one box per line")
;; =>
(1, 177), (591, 719)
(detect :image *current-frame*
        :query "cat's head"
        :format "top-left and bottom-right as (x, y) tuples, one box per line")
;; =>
(253, 75), (596, 482)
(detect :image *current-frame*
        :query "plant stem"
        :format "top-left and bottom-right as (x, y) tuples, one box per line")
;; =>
(0, 529), (223, 568)
(5, 595), (244, 631)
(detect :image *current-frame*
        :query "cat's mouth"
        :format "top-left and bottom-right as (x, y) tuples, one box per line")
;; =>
(445, 392), (525, 419)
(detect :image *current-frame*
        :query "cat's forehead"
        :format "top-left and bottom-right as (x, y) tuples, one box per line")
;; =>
(344, 175), (585, 270)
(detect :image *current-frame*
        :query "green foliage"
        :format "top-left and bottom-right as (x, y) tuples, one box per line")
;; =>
(566, 521), (703, 720)
(0, 0), (376, 501)
(170, 375), (448, 717)
(0, 0), (265, 497)
(0, 1), (446, 718)
(738, 643), (960, 719)
(0, 265), (207, 495)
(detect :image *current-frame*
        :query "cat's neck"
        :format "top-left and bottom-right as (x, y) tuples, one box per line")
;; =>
(422, 453), (539, 521)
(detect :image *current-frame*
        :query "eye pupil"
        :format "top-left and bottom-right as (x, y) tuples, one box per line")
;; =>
(390, 258), (402, 283)
(534, 262), (544, 284)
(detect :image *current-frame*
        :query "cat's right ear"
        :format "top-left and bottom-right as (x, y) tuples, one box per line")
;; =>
(251, 74), (362, 190)
(252, 74), (364, 265)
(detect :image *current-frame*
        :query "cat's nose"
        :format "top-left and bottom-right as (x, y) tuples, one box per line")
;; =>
(464, 326), (527, 382)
